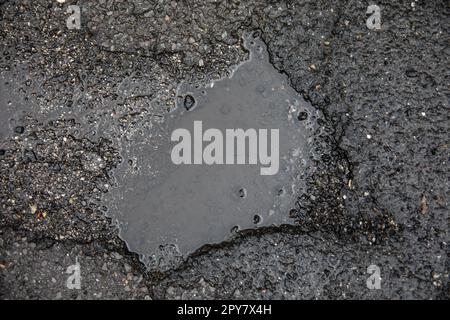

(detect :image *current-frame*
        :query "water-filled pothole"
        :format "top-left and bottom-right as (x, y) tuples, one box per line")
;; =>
(106, 32), (321, 269)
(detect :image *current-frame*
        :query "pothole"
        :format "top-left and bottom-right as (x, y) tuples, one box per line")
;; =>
(105, 32), (323, 270)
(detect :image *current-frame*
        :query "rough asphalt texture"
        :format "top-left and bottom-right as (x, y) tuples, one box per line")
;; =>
(0, 0), (448, 299)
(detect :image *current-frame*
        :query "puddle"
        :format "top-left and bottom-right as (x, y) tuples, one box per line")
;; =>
(0, 67), (96, 142)
(0, 71), (37, 140)
(106, 32), (321, 269)
(0, 31), (321, 270)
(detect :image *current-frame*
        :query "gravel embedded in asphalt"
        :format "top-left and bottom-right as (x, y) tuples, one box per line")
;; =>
(0, 0), (448, 299)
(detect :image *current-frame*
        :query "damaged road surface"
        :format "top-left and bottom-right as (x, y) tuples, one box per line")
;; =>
(107, 33), (321, 267)
(0, 0), (448, 300)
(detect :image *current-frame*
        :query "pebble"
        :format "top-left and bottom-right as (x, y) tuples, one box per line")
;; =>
(297, 111), (308, 121)
(183, 94), (196, 110)
(112, 252), (123, 260)
(14, 126), (25, 134)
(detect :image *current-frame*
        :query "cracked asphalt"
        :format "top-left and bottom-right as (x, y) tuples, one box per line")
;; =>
(0, 0), (448, 299)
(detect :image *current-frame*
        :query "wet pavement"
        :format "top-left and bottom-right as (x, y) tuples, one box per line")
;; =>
(106, 33), (321, 268)
(0, 0), (448, 299)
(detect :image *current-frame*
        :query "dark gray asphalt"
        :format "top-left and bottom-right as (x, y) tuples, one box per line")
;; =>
(0, 0), (448, 299)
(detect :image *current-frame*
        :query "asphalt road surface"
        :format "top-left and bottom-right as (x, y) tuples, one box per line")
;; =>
(0, 0), (448, 299)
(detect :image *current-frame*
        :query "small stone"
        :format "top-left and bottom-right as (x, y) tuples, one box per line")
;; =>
(24, 149), (37, 162)
(30, 204), (38, 214)
(112, 252), (123, 260)
(297, 112), (308, 121)
(124, 263), (132, 273)
(420, 194), (428, 214)
(37, 211), (47, 220)
(405, 68), (419, 78)
(183, 95), (196, 111)
(14, 126), (24, 134)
